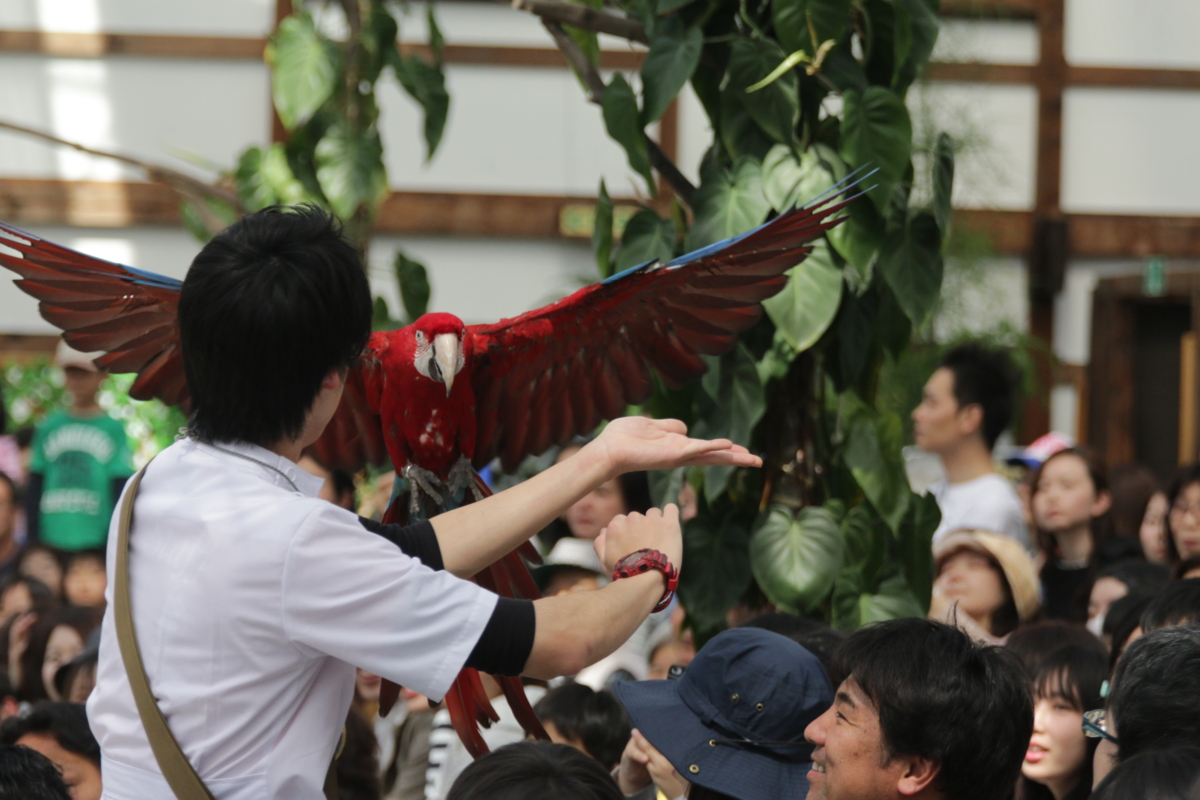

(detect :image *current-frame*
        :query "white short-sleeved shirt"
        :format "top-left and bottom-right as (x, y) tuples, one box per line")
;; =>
(88, 438), (497, 800)
(930, 473), (1031, 551)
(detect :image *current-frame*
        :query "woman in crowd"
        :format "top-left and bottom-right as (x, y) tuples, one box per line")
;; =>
(18, 545), (63, 601)
(1018, 642), (1109, 800)
(16, 606), (101, 702)
(1090, 747), (1200, 800)
(929, 529), (1040, 642)
(538, 440), (652, 551)
(1165, 463), (1200, 565)
(1031, 448), (1112, 622)
(447, 741), (623, 800)
(0, 700), (101, 800)
(1107, 464), (1160, 562)
(1085, 559), (1169, 638)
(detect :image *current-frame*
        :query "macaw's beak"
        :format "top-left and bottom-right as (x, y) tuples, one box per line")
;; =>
(433, 333), (459, 397)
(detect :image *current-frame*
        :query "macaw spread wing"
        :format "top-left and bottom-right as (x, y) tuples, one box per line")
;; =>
(0, 219), (189, 408)
(468, 191), (853, 471)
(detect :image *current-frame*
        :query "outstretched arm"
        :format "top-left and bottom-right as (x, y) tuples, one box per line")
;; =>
(429, 417), (758, 579)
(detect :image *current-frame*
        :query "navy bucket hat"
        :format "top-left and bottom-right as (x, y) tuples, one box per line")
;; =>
(615, 627), (833, 800)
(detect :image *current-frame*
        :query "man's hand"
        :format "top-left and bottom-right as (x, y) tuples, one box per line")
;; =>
(586, 417), (761, 479)
(594, 504), (682, 576)
(617, 730), (688, 798)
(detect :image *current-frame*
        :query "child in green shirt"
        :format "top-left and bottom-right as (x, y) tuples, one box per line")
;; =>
(25, 342), (133, 552)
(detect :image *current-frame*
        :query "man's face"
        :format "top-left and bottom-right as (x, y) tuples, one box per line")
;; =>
(805, 678), (909, 800)
(912, 368), (974, 455)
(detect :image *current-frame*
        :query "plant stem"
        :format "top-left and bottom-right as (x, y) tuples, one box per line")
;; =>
(508, 0), (649, 44)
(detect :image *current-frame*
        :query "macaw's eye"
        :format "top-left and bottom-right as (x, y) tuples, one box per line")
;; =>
(415, 331), (426, 342)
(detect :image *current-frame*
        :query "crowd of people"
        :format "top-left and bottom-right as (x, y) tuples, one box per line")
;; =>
(1, 283), (1199, 797)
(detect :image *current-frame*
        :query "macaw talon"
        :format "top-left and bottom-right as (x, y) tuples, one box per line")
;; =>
(403, 463), (445, 515)
(446, 456), (483, 503)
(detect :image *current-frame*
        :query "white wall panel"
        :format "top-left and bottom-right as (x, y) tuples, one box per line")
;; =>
(0, 0), (273, 37)
(379, 65), (645, 196)
(932, 20), (1038, 65)
(0, 54), (270, 182)
(934, 257), (1029, 340)
(1066, 0), (1200, 69)
(909, 82), (1037, 210)
(1062, 88), (1200, 216)
(368, 235), (595, 327)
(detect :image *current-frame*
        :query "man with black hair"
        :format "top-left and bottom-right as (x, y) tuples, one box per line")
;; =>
(804, 618), (1032, 800)
(85, 206), (757, 800)
(1140, 578), (1200, 632)
(0, 743), (72, 800)
(1094, 625), (1200, 787)
(534, 683), (631, 769)
(913, 343), (1028, 549)
(0, 701), (101, 800)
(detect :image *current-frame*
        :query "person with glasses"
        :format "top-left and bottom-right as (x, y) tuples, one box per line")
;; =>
(1089, 625), (1200, 789)
(1164, 464), (1200, 564)
(1018, 642), (1108, 800)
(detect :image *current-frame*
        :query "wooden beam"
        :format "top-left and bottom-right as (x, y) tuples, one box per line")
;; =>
(0, 30), (264, 59)
(939, 0), (1037, 19)
(5, 178), (1200, 254)
(1068, 65), (1200, 91)
(925, 62), (1036, 84)
(0, 333), (59, 364)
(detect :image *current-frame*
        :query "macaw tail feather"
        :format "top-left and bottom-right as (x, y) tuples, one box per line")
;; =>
(376, 464), (547, 756)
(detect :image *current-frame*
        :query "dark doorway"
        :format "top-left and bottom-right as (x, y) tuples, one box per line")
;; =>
(1133, 302), (1191, 482)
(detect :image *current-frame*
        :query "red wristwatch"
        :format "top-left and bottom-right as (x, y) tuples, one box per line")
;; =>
(612, 549), (679, 613)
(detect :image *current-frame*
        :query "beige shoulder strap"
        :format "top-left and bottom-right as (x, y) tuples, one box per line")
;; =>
(114, 464), (216, 800)
(114, 461), (340, 800)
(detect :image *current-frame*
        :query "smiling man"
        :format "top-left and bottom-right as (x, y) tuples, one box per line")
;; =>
(804, 618), (1031, 800)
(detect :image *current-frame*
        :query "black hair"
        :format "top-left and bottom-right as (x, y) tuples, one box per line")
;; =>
(63, 549), (105, 570)
(740, 612), (846, 687)
(688, 787), (738, 800)
(938, 343), (1021, 449)
(1018, 644), (1109, 800)
(1140, 578), (1200, 632)
(1097, 559), (1169, 596)
(331, 468), (356, 503)
(1108, 625), (1200, 761)
(13, 429), (32, 450)
(1106, 464), (1159, 542)
(833, 618), (1032, 800)
(335, 706), (380, 800)
(0, 701), (100, 768)
(1005, 621), (1105, 680)
(1164, 462), (1200, 563)
(0, 744), (71, 799)
(446, 741), (623, 800)
(1091, 747), (1200, 800)
(533, 683), (631, 769)
(617, 471), (652, 516)
(1103, 592), (1155, 671)
(178, 205), (372, 446)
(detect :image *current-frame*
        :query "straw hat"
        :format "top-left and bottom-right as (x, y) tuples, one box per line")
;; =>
(934, 530), (1041, 622)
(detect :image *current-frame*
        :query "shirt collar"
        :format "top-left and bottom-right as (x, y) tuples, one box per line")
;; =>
(193, 440), (325, 499)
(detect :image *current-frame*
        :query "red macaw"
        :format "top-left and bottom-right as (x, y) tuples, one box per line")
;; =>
(0, 184), (854, 755)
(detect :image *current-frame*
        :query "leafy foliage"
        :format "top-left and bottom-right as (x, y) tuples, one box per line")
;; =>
(571, 0), (955, 631)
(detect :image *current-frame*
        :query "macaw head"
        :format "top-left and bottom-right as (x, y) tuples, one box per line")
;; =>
(410, 312), (466, 397)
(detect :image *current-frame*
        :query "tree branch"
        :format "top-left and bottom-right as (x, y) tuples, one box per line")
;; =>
(511, 0), (649, 44)
(537, 21), (696, 207)
(0, 118), (244, 234)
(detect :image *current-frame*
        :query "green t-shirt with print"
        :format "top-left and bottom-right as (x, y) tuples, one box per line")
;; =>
(30, 410), (134, 551)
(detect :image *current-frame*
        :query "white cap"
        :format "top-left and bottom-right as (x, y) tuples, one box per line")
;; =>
(54, 339), (103, 372)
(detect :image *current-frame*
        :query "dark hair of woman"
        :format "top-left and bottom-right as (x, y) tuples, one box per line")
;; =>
(1090, 746), (1200, 800)
(1164, 462), (1200, 563)
(689, 786), (739, 800)
(18, 606), (102, 702)
(446, 741), (623, 800)
(1107, 464), (1159, 542)
(1016, 643), (1109, 800)
(1173, 554), (1200, 581)
(1103, 592), (1155, 672)
(1005, 621), (1104, 680)
(335, 706), (380, 800)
